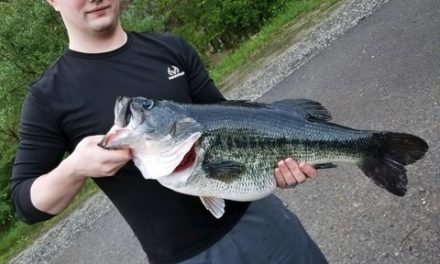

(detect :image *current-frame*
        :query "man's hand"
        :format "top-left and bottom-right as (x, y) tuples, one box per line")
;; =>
(65, 135), (132, 179)
(30, 135), (132, 215)
(274, 158), (318, 188)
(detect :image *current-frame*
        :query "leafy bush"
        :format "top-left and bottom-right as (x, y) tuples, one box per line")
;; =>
(0, 0), (65, 231)
(0, 144), (17, 230)
(123, 0), (292, 56)
(121, 0), (166, 32)
(0, 0), (66, 142)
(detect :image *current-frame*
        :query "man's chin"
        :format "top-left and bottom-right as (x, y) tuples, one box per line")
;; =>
(88, 19), (117, 34)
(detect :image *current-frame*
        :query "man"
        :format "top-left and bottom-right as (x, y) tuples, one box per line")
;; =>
(11, 0), (327, 263)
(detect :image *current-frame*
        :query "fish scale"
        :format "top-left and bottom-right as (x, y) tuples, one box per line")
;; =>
(190, 131), (364, 197)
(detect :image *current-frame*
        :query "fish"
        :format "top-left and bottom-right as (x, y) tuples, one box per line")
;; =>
(100, 96), (429, 218)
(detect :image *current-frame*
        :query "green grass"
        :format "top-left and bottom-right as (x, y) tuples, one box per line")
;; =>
(0, 222), (38, 262)
(0, 0), (341, 262)
(210, 0), (340, 83)
(0, 179), (98, 263)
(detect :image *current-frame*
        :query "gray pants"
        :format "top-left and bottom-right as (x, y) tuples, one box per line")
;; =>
(179, 195), (328, 264)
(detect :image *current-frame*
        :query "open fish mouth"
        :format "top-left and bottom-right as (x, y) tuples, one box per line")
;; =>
(100, 96), (204, 179)
(100, 96), (154, 150)
(99, 97), (134, 149)
(115, 96), (133, 128)
(98, 127), (130, 149)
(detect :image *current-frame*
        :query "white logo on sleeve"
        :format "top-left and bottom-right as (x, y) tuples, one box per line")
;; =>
(167, 65), (185, 80)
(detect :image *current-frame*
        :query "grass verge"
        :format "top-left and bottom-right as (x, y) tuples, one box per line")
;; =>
(0, 180), (98, 263)
(210, 0), (340, 83)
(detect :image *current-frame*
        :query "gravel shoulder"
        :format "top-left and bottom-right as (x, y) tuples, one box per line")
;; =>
(9, 1), (399, 263)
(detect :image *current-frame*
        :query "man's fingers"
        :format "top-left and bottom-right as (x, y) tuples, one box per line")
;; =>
(276, 160), (298, 186)
(83, 135), (106, 144)
(275, 158), (320, 189)
(90, 137), (132, 162)
(299, 162), (318, 179)
(285, 158), (306, 184)
(104, 148), (132, 163)
(279, 160), (299, 186)
(274, 167), (288, 187)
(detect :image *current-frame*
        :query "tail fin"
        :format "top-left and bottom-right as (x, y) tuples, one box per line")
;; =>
(359, 132), (428, 196)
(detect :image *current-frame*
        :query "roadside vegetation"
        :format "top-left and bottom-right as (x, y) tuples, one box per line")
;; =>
(0, 0), (339, 262)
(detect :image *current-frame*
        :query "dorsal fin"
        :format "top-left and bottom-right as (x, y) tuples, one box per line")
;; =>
(269, 99), (332, 122)
(218, 99), (332, 121)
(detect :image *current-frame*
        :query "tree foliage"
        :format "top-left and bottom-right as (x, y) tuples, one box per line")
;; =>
(0, 0), (66, 231)
(153, 0), (290, 54)
(121, 0), (292, 56)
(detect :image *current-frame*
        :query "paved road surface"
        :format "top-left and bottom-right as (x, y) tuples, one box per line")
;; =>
(262, 0), (440, 263)
(10, 0), (439, 263)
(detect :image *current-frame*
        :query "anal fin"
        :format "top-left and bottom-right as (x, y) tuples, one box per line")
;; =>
(312, 163), (338, 169)
(200, 196), (225, 219)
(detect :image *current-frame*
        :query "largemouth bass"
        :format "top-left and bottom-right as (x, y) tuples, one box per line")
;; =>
(100, 96), (428, 218)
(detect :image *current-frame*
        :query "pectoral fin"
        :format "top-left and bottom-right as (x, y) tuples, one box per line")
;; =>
(202, 160), (246, 180)
(200, 196), (225, 219)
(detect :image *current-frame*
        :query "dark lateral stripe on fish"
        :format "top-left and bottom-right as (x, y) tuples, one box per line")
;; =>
(205, 129), (370, 155)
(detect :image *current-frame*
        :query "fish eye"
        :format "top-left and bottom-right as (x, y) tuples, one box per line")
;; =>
(142, 99), (154, 110)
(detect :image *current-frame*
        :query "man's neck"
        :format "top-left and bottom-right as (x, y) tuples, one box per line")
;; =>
(68, 24), (127, 54)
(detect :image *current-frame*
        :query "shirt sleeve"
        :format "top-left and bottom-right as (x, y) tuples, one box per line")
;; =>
(178, 38), (226, 104)
(10, 88), (67, 224)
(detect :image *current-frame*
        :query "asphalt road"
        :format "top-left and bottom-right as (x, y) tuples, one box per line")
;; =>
(10, 0), (439, 263)
(261, 0), (440, 263)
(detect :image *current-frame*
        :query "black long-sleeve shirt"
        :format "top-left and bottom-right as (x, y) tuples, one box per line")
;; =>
(11, 32), (250, 264)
